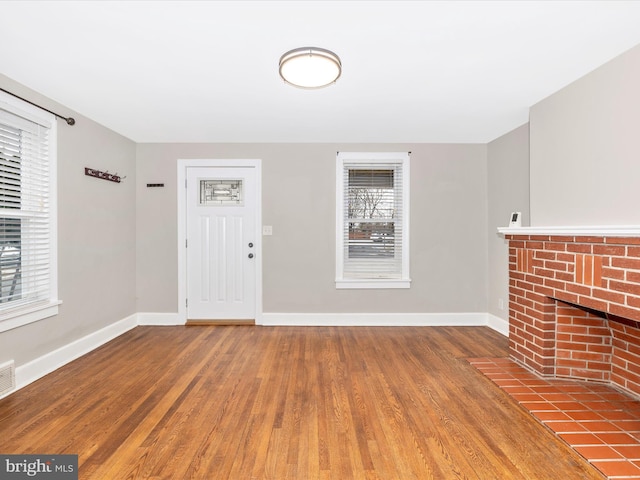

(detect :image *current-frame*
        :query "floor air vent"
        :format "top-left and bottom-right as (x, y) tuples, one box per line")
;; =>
(0, 360), (15, 397)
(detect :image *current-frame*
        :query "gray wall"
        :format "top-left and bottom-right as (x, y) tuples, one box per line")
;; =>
(136, 143), (489, 314)
(530, 44), (640, 226)
(487, 124), (530, 321)
(0, 74), (137, 367)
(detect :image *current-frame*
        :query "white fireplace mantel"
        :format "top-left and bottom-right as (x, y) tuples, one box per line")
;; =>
(497, 225), (640, 237)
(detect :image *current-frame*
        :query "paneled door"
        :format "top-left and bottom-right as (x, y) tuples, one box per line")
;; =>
(186, 166), (257, 320)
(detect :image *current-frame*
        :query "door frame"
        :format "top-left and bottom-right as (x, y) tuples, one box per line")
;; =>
(177, 159), (262, 325)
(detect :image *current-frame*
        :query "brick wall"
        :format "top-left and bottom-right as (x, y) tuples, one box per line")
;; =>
(610, 316), (640, 396)
(556, 302), (612, 382)
(507, 234), (640, 396)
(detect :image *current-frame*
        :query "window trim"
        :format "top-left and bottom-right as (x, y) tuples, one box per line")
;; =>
(335, 152), (411, 289)
(0, 92), (60, 333)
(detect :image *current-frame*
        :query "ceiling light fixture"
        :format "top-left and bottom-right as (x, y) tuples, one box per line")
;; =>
(279, 47), (342, 89)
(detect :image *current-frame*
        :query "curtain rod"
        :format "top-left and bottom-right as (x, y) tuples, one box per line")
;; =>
(0, 87), (75, 126)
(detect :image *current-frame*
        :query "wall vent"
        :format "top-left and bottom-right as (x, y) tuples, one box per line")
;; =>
(0, 360), (16, 397)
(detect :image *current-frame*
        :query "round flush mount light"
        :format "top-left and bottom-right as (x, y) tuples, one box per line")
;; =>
(279, 47), (342, 89)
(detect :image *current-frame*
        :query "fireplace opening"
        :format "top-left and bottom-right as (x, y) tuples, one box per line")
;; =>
(554, 298), (640, 399)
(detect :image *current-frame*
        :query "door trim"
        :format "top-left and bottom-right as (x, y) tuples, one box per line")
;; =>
(177, 159), (262, 325)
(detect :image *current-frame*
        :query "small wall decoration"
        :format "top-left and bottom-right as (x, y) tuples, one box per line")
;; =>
(85, 167), (123, 183)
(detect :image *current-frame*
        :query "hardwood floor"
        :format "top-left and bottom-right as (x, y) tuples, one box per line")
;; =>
(0, 326), (603, 479)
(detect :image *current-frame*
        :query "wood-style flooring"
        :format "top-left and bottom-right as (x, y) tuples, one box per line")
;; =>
(0, 326), (603, 479)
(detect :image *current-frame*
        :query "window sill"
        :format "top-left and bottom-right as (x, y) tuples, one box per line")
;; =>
(0, 300), (62, 333)
(336, 279), (411, 289)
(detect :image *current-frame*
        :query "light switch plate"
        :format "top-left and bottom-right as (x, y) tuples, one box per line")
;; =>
(262, 225), (273, 236)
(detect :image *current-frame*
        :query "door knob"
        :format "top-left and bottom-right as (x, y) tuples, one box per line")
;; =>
(248, 242), (254, 248)
(248, 253), (254, 259)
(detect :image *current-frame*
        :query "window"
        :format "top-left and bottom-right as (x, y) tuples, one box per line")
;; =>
(199, 179), (243, 205)
(0, 92), (59, 332)
(336, 152), (410, 289)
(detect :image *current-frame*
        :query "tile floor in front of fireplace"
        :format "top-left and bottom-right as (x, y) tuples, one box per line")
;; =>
(469, 357), (640, 480)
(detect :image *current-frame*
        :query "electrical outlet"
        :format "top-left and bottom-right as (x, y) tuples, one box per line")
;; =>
(498, 299), (505, 310)
(262, 225), (273, 236)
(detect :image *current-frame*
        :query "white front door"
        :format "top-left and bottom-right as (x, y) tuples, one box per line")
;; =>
(186, 166), (257, 320)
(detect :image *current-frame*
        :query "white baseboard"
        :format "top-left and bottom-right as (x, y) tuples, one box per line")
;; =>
(14, 314), (137, 393)
(487, 313), (509, 337)
(137, 312), (182, 326)
(262, 312), (509, 337)
(261, 312), (492, 328)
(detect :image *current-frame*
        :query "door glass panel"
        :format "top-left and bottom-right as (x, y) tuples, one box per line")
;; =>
(200, 179), (243, 206)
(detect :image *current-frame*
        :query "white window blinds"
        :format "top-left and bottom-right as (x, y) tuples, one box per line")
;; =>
(0, 103), (55, 315)
(336, 152), (410, 289)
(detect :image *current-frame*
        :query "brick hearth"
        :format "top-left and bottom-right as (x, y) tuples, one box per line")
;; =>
(505, 232), (640, 398)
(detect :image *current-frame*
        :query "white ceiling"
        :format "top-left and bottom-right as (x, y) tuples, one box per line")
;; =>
(2, 1), (640, 144)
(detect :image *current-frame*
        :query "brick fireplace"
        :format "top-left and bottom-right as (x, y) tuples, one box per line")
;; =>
(502, 228), (640, 398)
